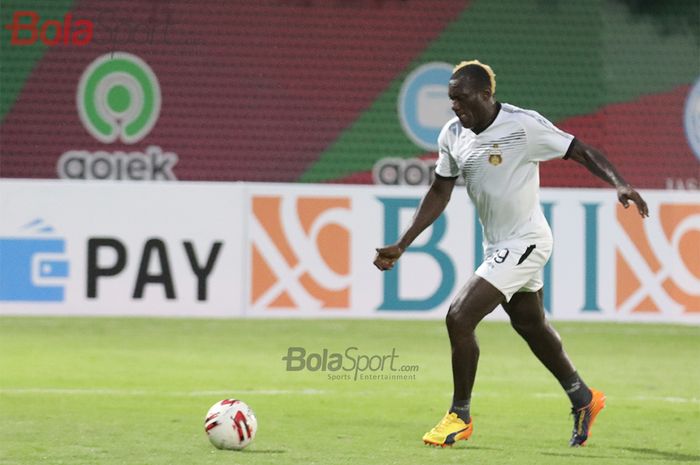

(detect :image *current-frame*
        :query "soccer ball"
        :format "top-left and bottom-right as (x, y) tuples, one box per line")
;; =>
(204, 399), (258, 450)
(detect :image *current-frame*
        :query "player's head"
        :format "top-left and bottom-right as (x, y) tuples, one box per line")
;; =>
(448, 60), (497, 129)
(452, 60), (496, 94)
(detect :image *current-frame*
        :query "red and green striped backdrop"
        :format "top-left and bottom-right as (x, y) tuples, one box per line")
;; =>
(1, 0), (698, 187)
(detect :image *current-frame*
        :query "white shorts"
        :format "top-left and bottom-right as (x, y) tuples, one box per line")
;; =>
(474, 238), (553, 302)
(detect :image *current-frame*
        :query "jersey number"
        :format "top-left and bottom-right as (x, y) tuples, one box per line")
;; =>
(494, 249), (509, 263)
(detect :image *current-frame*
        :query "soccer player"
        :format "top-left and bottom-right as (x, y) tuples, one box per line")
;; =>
(373, 60), (649, 447)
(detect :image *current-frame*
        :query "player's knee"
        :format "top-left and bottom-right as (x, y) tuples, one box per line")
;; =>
(510, 316), (545, 336)
(446, 303), (476, 332)
(445, 306), (458, 329)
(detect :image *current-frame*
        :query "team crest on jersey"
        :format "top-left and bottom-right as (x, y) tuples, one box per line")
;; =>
(488, 144), (502, 166)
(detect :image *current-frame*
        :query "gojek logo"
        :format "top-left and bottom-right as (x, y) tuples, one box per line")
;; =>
(684, 77), (700, 162)
(0, 219), (69, 302)
(58, 52), (178, 180)
(398, 62), (454, 151)
(77, 52), (160, 143)
(250, 196), (351, 311)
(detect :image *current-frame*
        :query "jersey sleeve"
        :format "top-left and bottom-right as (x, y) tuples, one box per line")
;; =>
(434, 122), (460, 178)
(521, 111), (575, 162)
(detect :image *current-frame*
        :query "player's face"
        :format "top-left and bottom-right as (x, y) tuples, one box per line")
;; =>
(448, 78), (490, 129)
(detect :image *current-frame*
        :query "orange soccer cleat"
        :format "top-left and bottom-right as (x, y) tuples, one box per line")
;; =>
(569, 388), (606, 447)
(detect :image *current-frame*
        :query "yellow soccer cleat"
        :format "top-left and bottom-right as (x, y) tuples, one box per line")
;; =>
(422, 412), (473, 447)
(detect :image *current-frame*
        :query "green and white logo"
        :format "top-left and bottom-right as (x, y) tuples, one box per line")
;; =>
(77, 52), (161, 144)
(60, 52), (176, 180)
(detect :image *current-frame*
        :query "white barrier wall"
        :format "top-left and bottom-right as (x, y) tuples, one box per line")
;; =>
(0, 181), (244, 317)
(1, 179), (698, 323)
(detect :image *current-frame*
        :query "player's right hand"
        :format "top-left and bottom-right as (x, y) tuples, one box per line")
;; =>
(617, 185), (649, 218)
(373, 245), (404, 271)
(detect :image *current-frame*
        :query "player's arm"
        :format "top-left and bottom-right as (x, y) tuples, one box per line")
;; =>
(567, 138), (649, 218)
(373, 175), (457, 271)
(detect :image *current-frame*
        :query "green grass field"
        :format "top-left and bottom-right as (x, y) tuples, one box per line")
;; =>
(1, 317), (698, 465)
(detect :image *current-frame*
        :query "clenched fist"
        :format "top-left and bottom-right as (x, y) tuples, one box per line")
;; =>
(373, 244), (405, 271)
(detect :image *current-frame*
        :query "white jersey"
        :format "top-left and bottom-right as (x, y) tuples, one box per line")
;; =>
(435, 103), (574, 246)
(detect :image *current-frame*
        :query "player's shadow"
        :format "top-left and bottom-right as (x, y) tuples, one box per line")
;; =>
(442, 444), (505, 452)
(618, 447), (700, 463)
(541, 447), (700, 462)
(541, 452), (619, 460)
(244, 449), (287, 454)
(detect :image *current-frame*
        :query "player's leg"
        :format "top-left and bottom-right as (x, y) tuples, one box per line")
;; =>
(502, 289), (575, 380)
(447, 275), (504, 406)
(422, 275), (504, 447)
(502, 289), (606, 446)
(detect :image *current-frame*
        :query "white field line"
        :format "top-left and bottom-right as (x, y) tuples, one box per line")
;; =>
(0, 388), (698, 404)
(0, 388), (326, 396)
